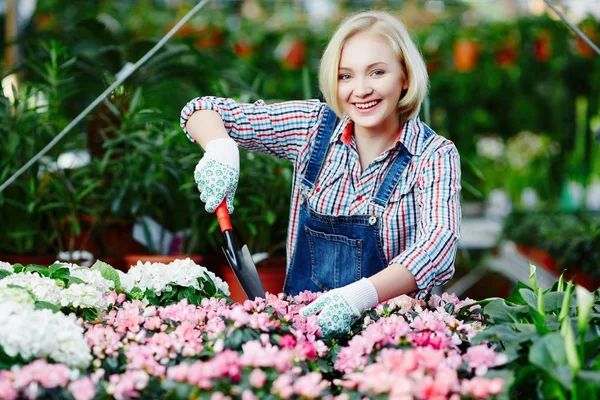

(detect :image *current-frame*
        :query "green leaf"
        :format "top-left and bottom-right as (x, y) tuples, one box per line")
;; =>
(520, 288), (539, 310)
(24, 265), (49, 276)
(473, 324), (538, 345)
(484, 299), (529, 323)
(34, 301), (61, 313)
(62, 275), (86, 286)
(91, 260), (121, 290)
(578, 370), (600, 383)
(543, 292), (566, 314)
(529, 333), (573, 389)
(0, 270), (11, 280)
(507, 282), (533, 304)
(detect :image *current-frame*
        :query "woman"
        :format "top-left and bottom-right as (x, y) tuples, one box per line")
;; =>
(180, 11), (461, 337)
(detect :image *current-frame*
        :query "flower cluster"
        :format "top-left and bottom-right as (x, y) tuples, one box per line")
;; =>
(0, 260), (508, 400)
(0, 301), (92, 369)
(118, 257), (230, 297)
(0, 271), (108, 311)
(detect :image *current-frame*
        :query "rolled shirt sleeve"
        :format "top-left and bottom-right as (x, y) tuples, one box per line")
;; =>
(390, 142), (461, 291)
(180, 96), (324, 162)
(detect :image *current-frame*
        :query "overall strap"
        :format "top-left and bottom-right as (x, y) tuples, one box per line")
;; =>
(302, 106), (339, 188)
(372, 125), (435, 207)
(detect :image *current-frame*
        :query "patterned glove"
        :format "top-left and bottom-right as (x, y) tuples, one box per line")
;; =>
(194, 138), (239, 213)
(300, 278), (379, 338)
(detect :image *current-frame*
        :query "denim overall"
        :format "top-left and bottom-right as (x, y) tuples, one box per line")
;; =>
(283, 107), (433, 296)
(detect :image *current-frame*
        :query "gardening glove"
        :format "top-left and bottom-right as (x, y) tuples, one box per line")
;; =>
(194, 138), (239, 214)
(300, 278), (379, 338)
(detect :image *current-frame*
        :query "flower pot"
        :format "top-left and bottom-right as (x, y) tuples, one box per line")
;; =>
(0, 254), (58, 267)
(516, 245), (557, 272)
(222, 256), (287, 303)
(534, 31), (551, 62)
(62, 215), (145, 259)
(453, 39), (479, 72)
(575, 26), (598, 58)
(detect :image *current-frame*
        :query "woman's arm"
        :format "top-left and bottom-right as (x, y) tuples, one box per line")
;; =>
(180, 97), (325, 161)
(186, 110), (230, 149)
(370, 141), (462, 302)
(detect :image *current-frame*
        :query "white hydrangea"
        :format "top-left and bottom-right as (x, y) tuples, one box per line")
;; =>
(124, 257), (229, 296)
(63, 283), (108, 311)
(0, 301), (92, 369)
(0, 272), (64, 305)
(70, 267), (115, 294)
(0, 261), (13, 272)
(0, 286), (35, 305)
(0, 272), (108, 312)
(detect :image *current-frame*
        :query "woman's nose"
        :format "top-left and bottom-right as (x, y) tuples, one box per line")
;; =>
(353, 77), (373, 97)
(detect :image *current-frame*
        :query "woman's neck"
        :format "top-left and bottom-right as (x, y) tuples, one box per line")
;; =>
(353, 118), (401, 171)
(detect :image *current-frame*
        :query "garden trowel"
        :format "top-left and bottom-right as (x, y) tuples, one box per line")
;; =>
(215, 200), (266, 300)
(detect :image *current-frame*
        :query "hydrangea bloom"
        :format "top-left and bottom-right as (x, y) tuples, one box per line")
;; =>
(0, 302), (92, 369)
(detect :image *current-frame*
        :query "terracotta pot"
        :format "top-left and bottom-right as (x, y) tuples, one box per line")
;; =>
(222, 256), (287, 303)
(516, 245), (555, 270)
(516, 245), (599, 291)
(453, 39), (479, 72)
(576, 26), (598, 58)
(495, 43), (518, 68)
(195, 27), (224, 49)
(62, 215), (145, 259)
(282, 40), (306, 70)
(0, 254), (58, 267)
(534, 31), (552, 62)
(234, 40), (254, 59)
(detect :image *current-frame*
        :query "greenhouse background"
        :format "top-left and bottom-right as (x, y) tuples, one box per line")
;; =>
(2, 0), (598, 298)
(1, 1), (600, 399)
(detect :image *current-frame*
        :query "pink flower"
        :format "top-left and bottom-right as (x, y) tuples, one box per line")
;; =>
(68, 377), (96, 400)
(0, 371), (17, 400)
(463, 376), (504, 399)
(279, 334), (296, 349)
(293, 372), (328, 398)
(464, 345), (508, 376)
(249, 369), (267, 388)
(299, 341), (317, 360)
(271, 374), (294, 399)
(241, 389), (258, 400)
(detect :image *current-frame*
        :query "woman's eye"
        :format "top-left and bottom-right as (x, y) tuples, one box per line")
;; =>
(371, 70), (385, 76)
(338, 74), (351, 80)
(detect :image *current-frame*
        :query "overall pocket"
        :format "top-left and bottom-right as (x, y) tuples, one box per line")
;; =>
(305, 226), (363, 291)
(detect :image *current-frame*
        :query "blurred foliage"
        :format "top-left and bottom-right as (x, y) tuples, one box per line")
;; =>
(2, 0), (600, 257)
(502, 211), (600, 278)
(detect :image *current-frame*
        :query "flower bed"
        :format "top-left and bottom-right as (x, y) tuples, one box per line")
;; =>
(0, 258), (598, 399)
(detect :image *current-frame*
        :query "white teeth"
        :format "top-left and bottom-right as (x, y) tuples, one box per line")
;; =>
(355, 101), (379, 109)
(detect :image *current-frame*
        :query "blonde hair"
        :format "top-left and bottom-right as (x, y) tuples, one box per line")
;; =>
(319, 10), (428, 124)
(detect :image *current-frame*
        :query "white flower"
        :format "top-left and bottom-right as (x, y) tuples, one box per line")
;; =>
(476, 135), (504, 161)
(0, 272), (108, 312)
(70, 267), (115, 294)
(63, 284), (108, 311)
(0, 261), (13, 273)
(0, 302), (92, 369)
(0, 273), (63, 305)
(123, 257), (229, 296)
(0, 286), (35, 305)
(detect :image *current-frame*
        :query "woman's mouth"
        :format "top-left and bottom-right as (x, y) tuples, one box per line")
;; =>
(353, 100), (381, 112)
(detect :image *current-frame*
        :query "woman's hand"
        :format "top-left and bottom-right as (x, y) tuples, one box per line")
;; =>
(300, 278), (379, 338)
(194, 138), (239, 213)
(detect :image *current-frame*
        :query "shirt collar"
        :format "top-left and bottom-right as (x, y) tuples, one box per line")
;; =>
(333, 115), (427, 156)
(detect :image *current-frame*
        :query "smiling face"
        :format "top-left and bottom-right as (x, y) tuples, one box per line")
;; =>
(337, 31), (407, 136)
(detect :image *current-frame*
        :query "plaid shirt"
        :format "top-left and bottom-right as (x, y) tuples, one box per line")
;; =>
(181, 97), (461, 292)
